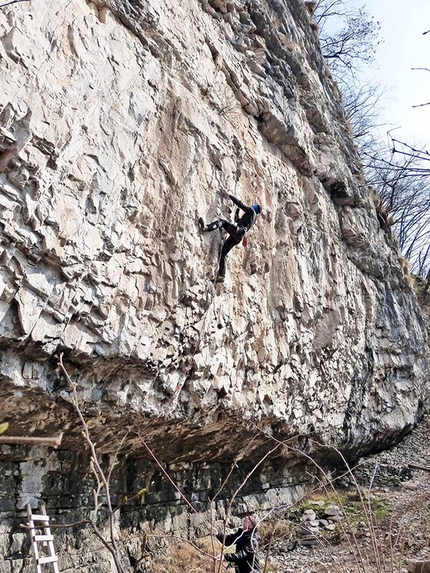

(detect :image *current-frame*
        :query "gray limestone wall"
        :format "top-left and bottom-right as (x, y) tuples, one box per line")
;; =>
(0, 0), (428, 570)
(0, 444), (315, 572)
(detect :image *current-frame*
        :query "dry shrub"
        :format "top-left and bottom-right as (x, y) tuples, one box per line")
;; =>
(259, 518), (292, 546)
(386, 480), (430, 559)
(278, 33), (296, 51)
(304, 1), (317, 16)
(147, 536), (220, 573)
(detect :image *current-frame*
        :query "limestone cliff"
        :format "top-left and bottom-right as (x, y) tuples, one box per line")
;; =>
(0, 0), (428, 569)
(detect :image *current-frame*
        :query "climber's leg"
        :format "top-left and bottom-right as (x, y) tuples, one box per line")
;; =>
(218, 236), (236, 279)
(199, 218), (236, 234)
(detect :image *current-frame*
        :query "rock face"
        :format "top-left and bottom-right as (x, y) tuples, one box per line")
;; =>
(0, 0), (428, 570)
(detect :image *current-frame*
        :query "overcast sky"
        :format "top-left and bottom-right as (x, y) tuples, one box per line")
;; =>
(361, 0), (430, 147)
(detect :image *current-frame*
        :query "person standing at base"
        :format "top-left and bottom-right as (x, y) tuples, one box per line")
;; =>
(199, 190), (261, 283)
(211, 515), (261, 573)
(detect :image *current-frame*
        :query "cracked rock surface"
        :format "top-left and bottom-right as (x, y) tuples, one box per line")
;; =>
(0, 0), (428, 570)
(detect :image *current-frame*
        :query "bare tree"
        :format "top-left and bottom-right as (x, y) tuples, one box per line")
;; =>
(314, 0), (381, 79)
(341, 81), (389, 151)
(363, 139), (430, 276)
(313, 2), (430, 277)
(58, 355), (137, 573)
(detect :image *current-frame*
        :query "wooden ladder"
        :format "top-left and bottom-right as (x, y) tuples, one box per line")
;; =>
(25, 503), (60, 573)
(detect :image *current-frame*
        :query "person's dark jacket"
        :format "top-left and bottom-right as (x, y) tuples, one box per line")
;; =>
(229, 194), (257, 232)
(216, 528), (261, 573)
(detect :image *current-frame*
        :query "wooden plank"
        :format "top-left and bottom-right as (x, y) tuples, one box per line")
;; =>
(37, 555), (58, 565)
(33, 534), (54, 542)
(31, 514), (50, 522)
(0, 433), (63, 448)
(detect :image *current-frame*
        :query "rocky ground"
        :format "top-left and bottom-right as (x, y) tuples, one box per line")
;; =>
(145, 415), (430, 573)
(267, 415), (430, 573)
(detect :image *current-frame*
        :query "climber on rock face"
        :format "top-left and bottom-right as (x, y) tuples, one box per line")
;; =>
(199, 189), (261, 283)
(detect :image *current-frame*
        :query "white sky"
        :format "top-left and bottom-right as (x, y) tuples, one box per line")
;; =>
(361, 0), (430, 147)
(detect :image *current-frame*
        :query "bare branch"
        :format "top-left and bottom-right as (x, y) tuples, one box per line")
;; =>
(58, 354), (127, 573)
(137, 433), (201, 516)
(0, 433), (63, 447)
(0, 0), (29, 7)
(315, 1), (380, 77)
(363, 134), (430, 277)
(412, 101), (430, 108)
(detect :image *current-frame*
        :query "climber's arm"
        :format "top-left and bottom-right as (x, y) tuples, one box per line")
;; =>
(221, 189), (253, 213)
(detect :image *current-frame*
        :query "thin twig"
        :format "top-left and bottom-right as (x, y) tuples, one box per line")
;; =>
(408, 462), (430, 473)
(0, 0), (29, 7)
(210, 461), (237, 503)
(137, 433), (200, 515)
(58, 354), (126, 573)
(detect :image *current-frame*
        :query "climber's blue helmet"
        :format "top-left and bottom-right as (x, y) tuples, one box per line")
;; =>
(252, 204), (261, 214)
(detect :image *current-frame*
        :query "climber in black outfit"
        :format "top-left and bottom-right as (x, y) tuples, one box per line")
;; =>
(211, 515), (261, 573)
(199, 190), (261, 282)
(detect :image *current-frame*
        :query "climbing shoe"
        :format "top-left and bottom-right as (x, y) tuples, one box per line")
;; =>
(198, 217), (206, 231)
(215, 276), (225, 284)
